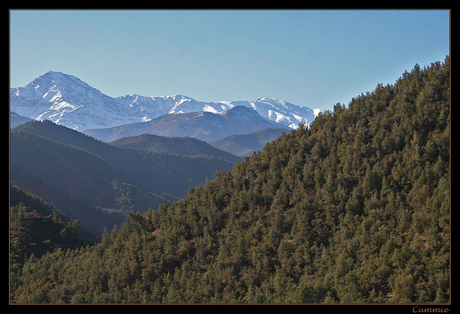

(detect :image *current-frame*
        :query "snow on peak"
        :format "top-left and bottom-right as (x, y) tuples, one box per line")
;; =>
(10, 72), (322, 131)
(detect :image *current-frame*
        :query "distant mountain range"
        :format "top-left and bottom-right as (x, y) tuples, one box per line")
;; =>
(10, 71), (323, 133)
(84, 106), (284, 142)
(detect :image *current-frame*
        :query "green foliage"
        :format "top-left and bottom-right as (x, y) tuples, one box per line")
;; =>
(10, 57), (450, 303)
(10, 186), (86, 276)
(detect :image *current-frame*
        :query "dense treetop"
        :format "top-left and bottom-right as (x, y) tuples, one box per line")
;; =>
(10, 57), (449, 303)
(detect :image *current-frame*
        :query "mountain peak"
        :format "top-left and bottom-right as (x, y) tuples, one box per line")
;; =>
(227, 105), (253, 112)
(36, 71), (77, 82)
(223, 105), (261, 117)
(22, 71), (95, 94)
(42, 70), (66, 76)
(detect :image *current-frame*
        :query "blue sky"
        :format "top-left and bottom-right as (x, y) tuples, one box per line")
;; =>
(10, 10), (449, 111)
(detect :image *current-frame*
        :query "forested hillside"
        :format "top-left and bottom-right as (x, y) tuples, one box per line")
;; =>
(10, 57), (449, 303)
(11, 121), (236, 235)
(10, 186), (88, 274)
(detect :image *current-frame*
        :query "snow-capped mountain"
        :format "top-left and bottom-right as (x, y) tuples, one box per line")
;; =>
(10, 71), (323, 131)
(167, 97), (321, 129)
(10, 72), (176, 130)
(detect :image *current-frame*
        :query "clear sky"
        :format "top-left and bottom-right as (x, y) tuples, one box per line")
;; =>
(10, 10), (449, 111)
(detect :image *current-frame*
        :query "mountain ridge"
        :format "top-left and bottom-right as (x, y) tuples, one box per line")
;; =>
(83, 105), (286, 142)
(10, 71), (322, 131)
(110, 133), (242, 164)
(12, 120), (236, 198)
